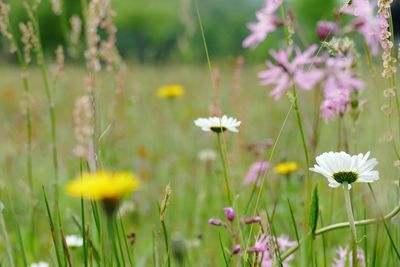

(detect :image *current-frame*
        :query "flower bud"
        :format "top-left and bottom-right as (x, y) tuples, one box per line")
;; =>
(223, 207), (235, 222)
(231, 244), (241, 255)
(208, 218), (223, 226)
(316, 21), (337, 40)
(242, 216), (261, 224)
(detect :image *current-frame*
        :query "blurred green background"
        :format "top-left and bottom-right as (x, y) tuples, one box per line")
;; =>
(1, 0), (338, 63)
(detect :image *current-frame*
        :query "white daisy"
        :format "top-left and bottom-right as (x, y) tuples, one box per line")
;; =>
(198, 149), (218, 162)
(310, 151), (379, 189)
(65, 235), (84, 248)
(29, 262), (49, 267)
(194, 115), (241, 133)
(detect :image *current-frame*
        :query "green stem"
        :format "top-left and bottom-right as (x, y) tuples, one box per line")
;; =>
(242, 105), (293, 262)
(0, 205), (14, 267)
(30, 10), (60, 201)
(23, 76), (33, 191)
(343, 182), (357, 267)
(161, 220), (171, 267)
(278, 202), (400, 263)
(217, 133), (233, 205)
(292, 85), (312, 266)
(81, 198), (88, 267)
(7, 9), (34, 193)
(107, 215), (122, 267)
(79, 160), (88, 267)
(292, 86), (310, 179)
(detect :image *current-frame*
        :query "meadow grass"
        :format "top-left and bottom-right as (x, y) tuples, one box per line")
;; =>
(0, 61), (399, 266)
(0, 0), (400, 266)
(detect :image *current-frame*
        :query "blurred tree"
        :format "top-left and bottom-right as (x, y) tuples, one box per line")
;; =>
(0, 0), (343, 63)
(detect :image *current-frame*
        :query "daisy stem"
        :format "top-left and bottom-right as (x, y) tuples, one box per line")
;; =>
(217, 133), (233, 206)
(277, 202), (400, 263)
(343, 182), (358, 267)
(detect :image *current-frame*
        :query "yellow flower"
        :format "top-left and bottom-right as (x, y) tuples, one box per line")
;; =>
(156, 84), (184, 99)
(65, 171), (139, 201)
(273, 162), (299, 175)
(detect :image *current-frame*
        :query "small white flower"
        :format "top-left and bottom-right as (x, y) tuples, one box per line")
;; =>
(310, 151), (379, 189)
(29, 262), (49, 267)
(194, 115), (241, 133)
(118, 200), (136, 217)
(65, 235), (83, 248)
(198, 149), (218, 162)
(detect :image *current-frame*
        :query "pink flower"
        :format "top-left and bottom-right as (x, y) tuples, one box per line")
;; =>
(342, 0), (383, 55)
(247, 234), (269, 253)
(259, 45), (324, 99)
(243, 0), (283, 48)
(320, 56), (364, 121)
(332, 246), (366, 267)
(316, 20), (337, 40)
(243, 161), (268, 186)
(247, 234), (297, 267)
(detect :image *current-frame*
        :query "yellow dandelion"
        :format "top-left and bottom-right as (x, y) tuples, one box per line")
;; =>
(273, 162), (299, 175)
(66, 171), (139, 200)
(66, 171), (139, 214)
(156, 84), (184, 99)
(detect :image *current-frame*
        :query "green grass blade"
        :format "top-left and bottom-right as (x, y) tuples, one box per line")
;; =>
(42, 186), (63, 266)
(218, 232), (229, 267)
(6, 194), (27, 266)
(114, 219), (127, 267)
(368, 184), (400, 259)
(309, 185), (319, 235)
(287, 199), (300, 246)
(119, 217), (134, 266)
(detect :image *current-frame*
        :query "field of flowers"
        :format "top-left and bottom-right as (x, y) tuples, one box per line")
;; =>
(1, 0), (400, 266)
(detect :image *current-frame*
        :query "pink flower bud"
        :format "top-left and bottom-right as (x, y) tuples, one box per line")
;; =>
(231, 244), (241, 255)
(223, 207), (235, 222)
(242, 216), (261, 224)
(208, 218), (223, 226)
(316, 21), (337, 40)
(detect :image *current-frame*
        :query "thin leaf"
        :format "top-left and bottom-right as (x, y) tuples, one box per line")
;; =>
(42, 187), (63, 266)
(309, 185), (319, 236)
(218, 232), (229, 267)
(368, 184), (400, 259)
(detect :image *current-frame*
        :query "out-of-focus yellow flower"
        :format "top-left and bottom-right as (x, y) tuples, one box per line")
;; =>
(65, 171), (139, 201)
(156, 84), (184, 99)
(273, 162), (299, 175)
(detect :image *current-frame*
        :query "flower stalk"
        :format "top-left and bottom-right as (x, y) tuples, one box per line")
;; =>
(277, 201), (400, 263)
(343, 182), (358, 267)
(217, 132), (233, 205)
